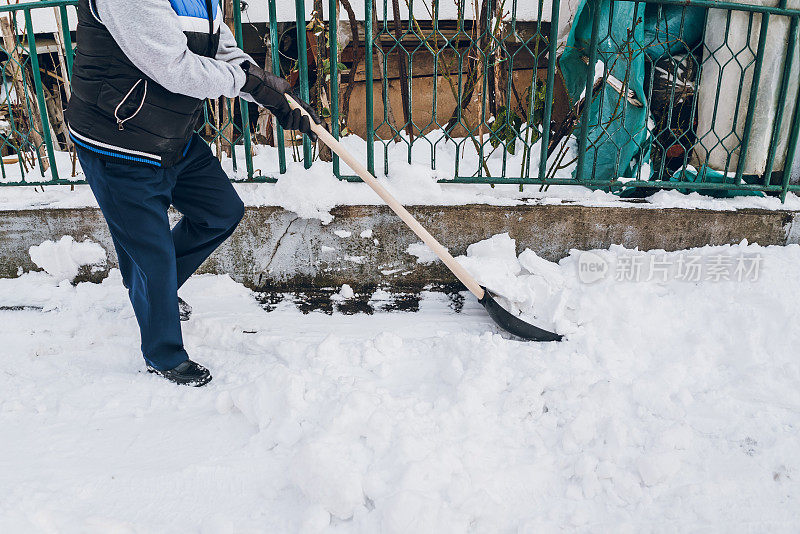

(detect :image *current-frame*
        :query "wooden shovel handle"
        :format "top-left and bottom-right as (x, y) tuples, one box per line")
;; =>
(285, 95), (485, 300)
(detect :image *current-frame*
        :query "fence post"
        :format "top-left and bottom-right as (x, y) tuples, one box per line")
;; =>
(575, 0), (600, 183)
(222, 1), (237, 170)
(295, 0), (313, 168)
(24, 9), (59, 181)
(365, 0), (375, 176)
(734, 12), (770, 184)
(538, 0), (560, 180)
(780, 45), (800, 201)
(268, 0), (287, 174)
(329, 0), (340, 178)
(762, 0), (797, 188)
(232, 0), (254, 179)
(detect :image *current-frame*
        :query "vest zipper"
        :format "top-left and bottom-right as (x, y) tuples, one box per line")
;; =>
(114, 79), (148, 131)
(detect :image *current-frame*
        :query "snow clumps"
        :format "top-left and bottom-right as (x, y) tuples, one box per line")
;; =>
(28, 236), (107, 282)
(455, 233), (569, 330)
(331, 284), (355, 301)
(406, 242), (442, 264)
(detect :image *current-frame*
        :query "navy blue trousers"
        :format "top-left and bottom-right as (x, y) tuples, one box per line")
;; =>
(77, 135), (245, 370)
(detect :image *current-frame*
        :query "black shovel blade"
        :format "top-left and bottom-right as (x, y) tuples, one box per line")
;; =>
(478, 286), (562, 342)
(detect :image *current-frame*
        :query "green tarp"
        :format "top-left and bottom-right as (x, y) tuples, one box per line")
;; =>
(557, 0), (760, 197)
(559, 0), (650, 183)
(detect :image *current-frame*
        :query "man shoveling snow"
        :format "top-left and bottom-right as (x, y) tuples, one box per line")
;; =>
(65, 0), (320, 386)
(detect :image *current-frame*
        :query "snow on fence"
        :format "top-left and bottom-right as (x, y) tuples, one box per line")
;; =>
(1, 0), (799, 201)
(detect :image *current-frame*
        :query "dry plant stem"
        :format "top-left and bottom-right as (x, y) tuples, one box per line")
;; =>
(338, 0), (362, 129)
(70, 145), (77, 178)
(52, 8), (71, 101)
(492, 0), (507, 113)
(42, 84), (65, 150)
(1, 17), (49, 172)
(311, 0), (332, 161)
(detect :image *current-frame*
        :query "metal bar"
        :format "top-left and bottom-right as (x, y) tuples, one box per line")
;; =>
(762, 0), (796, 186)
(678, 6), (710, 179)
(518, 0), (535, 180)
(225, 94), (238, 173)
(406, 0), (414, 165)
(295, 0), (313, 168)
(643, 4), (663, 181)
(538, 0), (560, 180)
(452, 0), (466, 179)
(268, 0), (286, 174)
(381, 0), (391, 175)
(24, 9), (59, 182)
(575, 0), (601, 183)
(436, 177), (791, 191)
(591, 0), (615, 182)
(734, 11), (770, 183)
(780, 39), (800, 201)
(380, 0), (391, 175)
(328, 0), (340, 178)
(477, 2), (490, 177)
(6, 173), (789, 192)
(431, 0), (439, 171)
(365, 0), (375, 176)
(2, 178), (86, 187)
(232, 0), (253, 179)
(499, 0), (512, 179)
(618, 0), (800, 16)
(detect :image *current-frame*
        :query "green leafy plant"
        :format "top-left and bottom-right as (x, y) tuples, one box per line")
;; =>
(525, 78), (547, 138)
(490, 79), (547, 155)
(490, 106), (524, 154)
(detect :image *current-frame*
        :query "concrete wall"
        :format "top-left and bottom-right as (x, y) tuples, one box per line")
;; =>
(1, 204), (798, 290)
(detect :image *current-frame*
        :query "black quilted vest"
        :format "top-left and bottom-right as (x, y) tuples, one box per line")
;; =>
(66, 0), (220, 167)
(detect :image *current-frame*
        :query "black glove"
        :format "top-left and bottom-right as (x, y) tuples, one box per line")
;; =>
(241, 62), (321, 142)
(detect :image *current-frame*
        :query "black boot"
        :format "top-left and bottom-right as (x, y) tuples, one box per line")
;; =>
(178, 297), (192, 321)
(147, 360), (212, 387)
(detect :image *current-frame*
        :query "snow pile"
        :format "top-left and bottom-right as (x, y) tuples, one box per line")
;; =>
(2, 242), (800, 530)
(331, 283), (355, 301)
(456, 233), (568, 331)
(406, 242), (442, 264)
(28, 236), (106, 282)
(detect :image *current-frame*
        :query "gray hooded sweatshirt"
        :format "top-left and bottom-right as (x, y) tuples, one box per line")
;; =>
(95, 0), (255, 101)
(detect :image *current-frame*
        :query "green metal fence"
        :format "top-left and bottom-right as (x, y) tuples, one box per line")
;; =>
(1, 0), (799, 201)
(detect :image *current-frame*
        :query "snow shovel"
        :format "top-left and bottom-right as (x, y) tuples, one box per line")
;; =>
(286, 96), (562, 342)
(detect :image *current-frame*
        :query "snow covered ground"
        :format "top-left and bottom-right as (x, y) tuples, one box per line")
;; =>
(2, 238), (800, 532)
